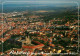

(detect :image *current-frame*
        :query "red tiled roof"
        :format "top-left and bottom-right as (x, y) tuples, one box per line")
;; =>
(22, 41), (44, 49)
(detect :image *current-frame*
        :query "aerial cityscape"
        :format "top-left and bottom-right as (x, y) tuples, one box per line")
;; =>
(0, 0), (80, 56)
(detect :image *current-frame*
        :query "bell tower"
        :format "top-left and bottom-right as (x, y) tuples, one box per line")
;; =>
(26, 36), (31, 44)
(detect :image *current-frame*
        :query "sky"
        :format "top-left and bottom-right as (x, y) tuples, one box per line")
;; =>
(0, 0), (80, 7)
(0, 0), (80, 4)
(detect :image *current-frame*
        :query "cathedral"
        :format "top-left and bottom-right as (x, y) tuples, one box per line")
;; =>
(22, 36), (31, 46)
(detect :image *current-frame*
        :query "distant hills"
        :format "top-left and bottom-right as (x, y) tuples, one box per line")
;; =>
(0, 3), (78, 13)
